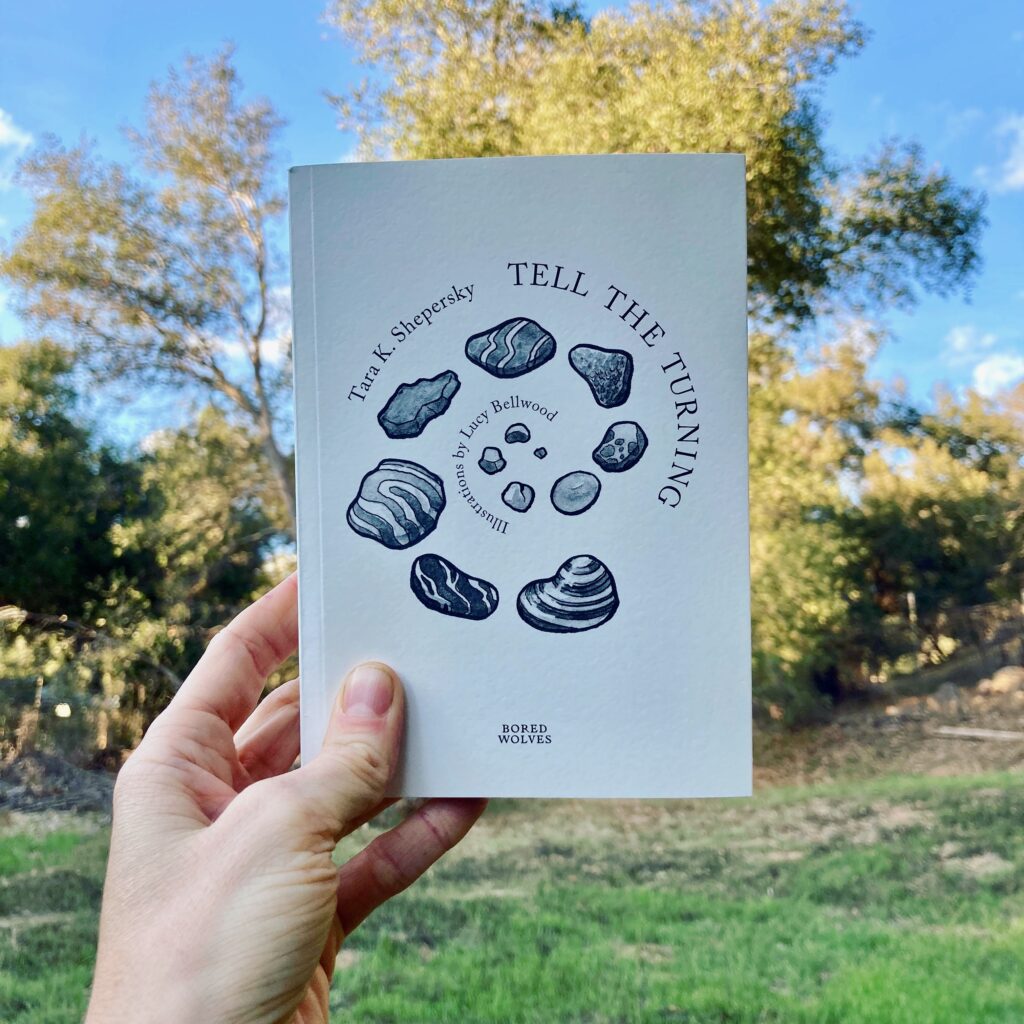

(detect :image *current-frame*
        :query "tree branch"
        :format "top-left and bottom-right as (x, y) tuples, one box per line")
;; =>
(0, 607), (184, 690)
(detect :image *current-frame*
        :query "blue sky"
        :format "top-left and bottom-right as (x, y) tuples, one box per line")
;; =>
(1, 0), (1022, 433)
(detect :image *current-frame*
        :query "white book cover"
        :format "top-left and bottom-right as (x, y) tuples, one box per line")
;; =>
(289, 154), (750, 798)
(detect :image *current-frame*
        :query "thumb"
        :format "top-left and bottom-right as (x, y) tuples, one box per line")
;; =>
(284, 662), (405, 840)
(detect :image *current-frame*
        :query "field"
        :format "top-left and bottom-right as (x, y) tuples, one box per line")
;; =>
(3, 759), (1024, 1023)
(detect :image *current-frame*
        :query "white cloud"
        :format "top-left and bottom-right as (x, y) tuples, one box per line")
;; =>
(0, 109), (33, 189)
(139, 428), (173, 455)
(260, 330), (291, 365)
(944, 106), (984, 142)
(973, 353), (1024, 397)
(0, 110), (32, 150)
(214, 333), (290, 368)
(260, 284), (292, 365)
(994, 114), (1024, 192)
(929, 102), (984, 147)
(942, 325), (1024, 398)
(211, 285), (292, 366)
(943, 324), (997, 366)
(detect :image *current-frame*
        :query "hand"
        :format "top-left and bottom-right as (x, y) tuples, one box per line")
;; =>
(85, 573), (485, 1024)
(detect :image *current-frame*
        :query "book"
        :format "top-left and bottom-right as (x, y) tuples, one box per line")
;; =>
(289, 154), (751, 798)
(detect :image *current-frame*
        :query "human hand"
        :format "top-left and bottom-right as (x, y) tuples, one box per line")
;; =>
(85, 573), (485, 1024)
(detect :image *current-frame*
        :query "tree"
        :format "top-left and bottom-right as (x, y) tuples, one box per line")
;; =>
(0, 48), (296, 530)
(858, 391), (1024, 627)
(0, 341), (159, 758)
(0, 341), (151, 613)
(747, 326), (880, 712)
(123, 405), (293, 676)
(0, 343), (291, 759)
(326, 0), (984, 324)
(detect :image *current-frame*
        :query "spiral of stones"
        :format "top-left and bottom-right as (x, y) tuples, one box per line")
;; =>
(345, 317), (649, 630)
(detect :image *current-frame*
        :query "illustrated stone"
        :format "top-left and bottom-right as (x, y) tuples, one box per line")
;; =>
(377, 370), (461, 438)
(517, 555), (619, 633)
(346, 458), (445, 550)
(550, 470), (601, 516)
(568, 344), (633, 408)
(505, 422), (531, 444)
(410, 553), (499, 620)
(592, 421), (648, 473)
(465, 317), (556, 378)
(501, 481), (535, 513)
(533, 447), (547, 459)
(478, 447), (506, 474)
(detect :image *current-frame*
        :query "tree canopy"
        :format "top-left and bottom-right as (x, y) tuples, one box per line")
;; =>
(1, 48), (296, 529)
(326, 0), (985, 324)
(0, 342), (150, 614)
(0, 342), (291, 757)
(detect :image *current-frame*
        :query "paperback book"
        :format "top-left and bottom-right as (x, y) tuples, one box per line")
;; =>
(289, 154), (751, 797)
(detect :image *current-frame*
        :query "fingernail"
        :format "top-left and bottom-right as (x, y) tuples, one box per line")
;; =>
(341, 664), (394, 718)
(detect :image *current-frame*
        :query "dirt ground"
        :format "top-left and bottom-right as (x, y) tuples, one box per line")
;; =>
(0, 751), (114, 814)
(755, 683), (1024, 788)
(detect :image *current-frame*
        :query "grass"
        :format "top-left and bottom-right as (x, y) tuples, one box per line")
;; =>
(3, 772), (1024, 1022)
(0, 820), (107, 1024)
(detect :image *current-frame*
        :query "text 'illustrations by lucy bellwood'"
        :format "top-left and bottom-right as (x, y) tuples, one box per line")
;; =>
(344, 264), (692, 635)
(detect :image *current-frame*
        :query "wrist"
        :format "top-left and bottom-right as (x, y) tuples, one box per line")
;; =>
(86, 974), (204, 1024)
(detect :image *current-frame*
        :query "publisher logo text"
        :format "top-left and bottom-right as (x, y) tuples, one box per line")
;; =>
(498, 723), (552, 745)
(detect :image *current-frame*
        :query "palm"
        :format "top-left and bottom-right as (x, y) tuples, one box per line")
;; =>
(290, 926), (342, 1024)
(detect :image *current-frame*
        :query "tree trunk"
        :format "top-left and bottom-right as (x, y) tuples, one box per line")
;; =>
(262, 433), (297, 536)
(12, 677), (44, 760)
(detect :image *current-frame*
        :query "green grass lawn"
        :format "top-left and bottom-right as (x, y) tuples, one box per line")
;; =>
(3, 771), (1024, 1023)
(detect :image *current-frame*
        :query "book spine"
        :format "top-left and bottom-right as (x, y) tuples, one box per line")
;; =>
(288, 166), (325, 764)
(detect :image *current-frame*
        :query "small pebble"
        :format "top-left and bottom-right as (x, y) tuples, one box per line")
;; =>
(505, 422), (531, 444)
(501, 481), (535, 513)
(533, 447), (547, 459)
(550, 470), (601, 516)
(478, 447), (506, 474)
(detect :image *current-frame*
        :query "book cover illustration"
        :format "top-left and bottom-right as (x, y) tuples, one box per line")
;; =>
(350, 321), (640, 631)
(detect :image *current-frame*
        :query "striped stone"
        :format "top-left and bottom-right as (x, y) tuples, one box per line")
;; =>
(410, 553), (499, 620)
(516, 555), (619, 633)
(346, 458), (445, 550)
(465, 317), (556, 378)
